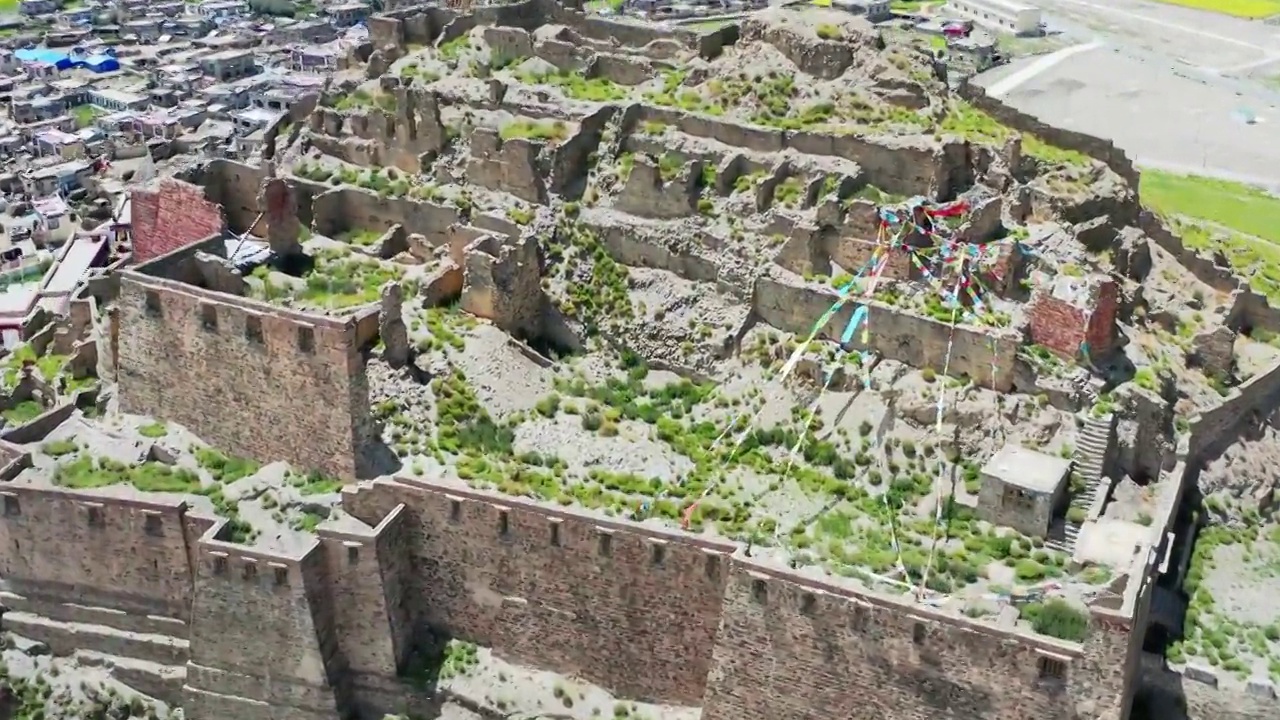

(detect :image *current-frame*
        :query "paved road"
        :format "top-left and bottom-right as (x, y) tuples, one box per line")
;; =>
(972, 0), (1280, 187)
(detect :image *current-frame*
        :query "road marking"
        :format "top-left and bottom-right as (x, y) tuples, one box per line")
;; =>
(985, 42), (1103, 97)
(1045, 0), (1269, 52)
(1213, 55), (1280, 75)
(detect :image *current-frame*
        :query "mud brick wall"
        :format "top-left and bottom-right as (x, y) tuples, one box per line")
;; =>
(115, 265), (376, 480)
(0, 487), (198, 619)
(342, 477), (736, 706)
(185, 527), (345, 720)
(1027, 277), (1118, 360)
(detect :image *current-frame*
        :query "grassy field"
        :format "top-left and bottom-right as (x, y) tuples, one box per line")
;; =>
(1141, 171), (1280, 245)
(1142, 171), (1280, 304)
(1149, 0), (1280, 18)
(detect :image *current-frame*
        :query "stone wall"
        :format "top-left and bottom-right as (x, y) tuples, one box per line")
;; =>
(615, 156), (702, 219)
(956, 80), (1140, 191)
(309, 84), (446, 174)
(310, 187), (462, 248)
(619, 103), (956, 200)
(466, 128), (548, 204)
(116, 250), (379, 479)
(0, 468), (1159, 720)
(1138, 211), (1280, 335)
(0, 487), (199, 620)
(701, 558), (1132, 720)
(753, 268), (1020, 391)
(342, 477), (737, 706)
(184, 520), (346, 720)
(316, 506), (414, 717)
(1187, 356), (1280, 462)
(188, 159), (268, 234)
(460, 233), (547, 341)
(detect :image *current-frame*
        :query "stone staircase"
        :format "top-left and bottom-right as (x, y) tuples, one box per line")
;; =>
(1054, 413), (1115, 553)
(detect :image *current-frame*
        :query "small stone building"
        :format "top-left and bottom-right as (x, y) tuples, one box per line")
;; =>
(975, 444), (1072, 539)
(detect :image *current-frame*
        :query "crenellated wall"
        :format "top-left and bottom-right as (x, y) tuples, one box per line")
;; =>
(341, 477), (735, 706)
(0, 486), (200, 621)
(116, 244), (379, 480)
(184, 520), (347, 720)
(0, 470), (1214, 720)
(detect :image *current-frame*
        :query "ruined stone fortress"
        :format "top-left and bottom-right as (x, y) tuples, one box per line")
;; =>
(2, 1), (1280, 720)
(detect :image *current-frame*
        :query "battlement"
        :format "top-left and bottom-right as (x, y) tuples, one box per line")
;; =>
(0, 483), (202, 621)
(116, 245), (378, 480)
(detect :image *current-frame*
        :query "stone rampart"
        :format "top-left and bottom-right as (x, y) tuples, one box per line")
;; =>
(753, 268), (1020, 391)
(0, 469), (1158, 720)
(0, 486), (199, 621)
(116, 248), (378, 479)
(185, 520), (346, 720)
(341, 476), (736, 706)
(315, 506), (414, 717)
(701, 558), (1126, 720)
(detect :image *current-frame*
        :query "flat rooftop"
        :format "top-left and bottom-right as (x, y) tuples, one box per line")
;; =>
(981, 444), (1072, 494)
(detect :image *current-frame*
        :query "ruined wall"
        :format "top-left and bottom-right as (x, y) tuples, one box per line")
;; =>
(618, 104), (954, 200)
(615, 156), (702, 219)
(1027, 275), (1119, 359)
(1187, 356), (1280, 462)
(957, 80), (1140, 191)
(309, 84), (446, 174)
(1138, 211), (1280, 335)
(466, 128), (548, 205)
(753, 269), (1020, 391)
(0, 487), (198, 620)
(185, 524), (346, 720)
(701, 559), (1129, 720)
(116, 259), (377, 479)
(460, 233), (546, 341)
(189, 159), (268, 233)
(310, 186), (462, 242)
(341, 477), (736, 706)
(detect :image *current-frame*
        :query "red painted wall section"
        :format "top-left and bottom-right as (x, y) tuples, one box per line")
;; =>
(1028, 274), (1118, 359)
(130, 180), (225, 263)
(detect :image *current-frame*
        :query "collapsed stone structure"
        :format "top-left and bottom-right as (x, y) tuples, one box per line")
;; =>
(2, 2), (1280, 720)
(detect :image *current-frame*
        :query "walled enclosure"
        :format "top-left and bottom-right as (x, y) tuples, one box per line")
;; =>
(114, 239), (379, 480)
(0, 462), (1153, 720)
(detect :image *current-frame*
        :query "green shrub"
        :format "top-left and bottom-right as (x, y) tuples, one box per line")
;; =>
(1028, 599), (1089, 642)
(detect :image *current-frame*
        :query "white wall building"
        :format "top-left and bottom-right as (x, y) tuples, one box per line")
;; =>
(947, 0), (1041, 36)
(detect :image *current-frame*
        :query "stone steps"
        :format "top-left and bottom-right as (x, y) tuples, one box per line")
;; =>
(2, 612), (189, 667)
(75, 650), (186, 706)
(0, 591), (188, 638)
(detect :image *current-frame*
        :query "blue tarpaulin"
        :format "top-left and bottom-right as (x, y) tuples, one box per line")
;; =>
(15, 48), (120, 73)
